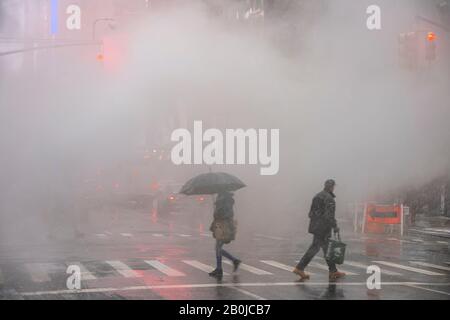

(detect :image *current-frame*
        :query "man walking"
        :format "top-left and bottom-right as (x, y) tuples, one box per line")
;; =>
(293, 179), (346, 281)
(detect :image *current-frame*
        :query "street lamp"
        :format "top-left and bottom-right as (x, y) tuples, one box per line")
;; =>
(92, 18), (117, 41)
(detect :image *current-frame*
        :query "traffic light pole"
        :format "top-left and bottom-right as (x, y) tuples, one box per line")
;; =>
(415, 15), (449, 33)
(92, 18), (117, 41)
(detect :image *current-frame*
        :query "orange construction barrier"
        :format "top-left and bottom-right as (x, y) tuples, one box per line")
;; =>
(362, 203), (405, 235)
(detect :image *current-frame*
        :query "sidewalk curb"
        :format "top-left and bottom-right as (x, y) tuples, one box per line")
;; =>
(409, 228), (450, 239)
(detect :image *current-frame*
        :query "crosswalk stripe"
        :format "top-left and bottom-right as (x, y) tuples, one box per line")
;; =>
(343, 261), (400, 276)
(260, 260), (313, 274)
(67, 262), (96, 280)
(409, 261), (450, 272)
(96, 233), (108, 238)
(223, 261), (273, 275)
(316, 258), (401, 276)
(344, 261), (401, 276)
(25, 263), (60, 283)
(308, 262), (358, 275)
(437, 241), (448, 245)
(105, 261), (142, 278)
(120, 233), (133, 238)
(373, 261), (444, 276)
(200, 233), (212, 237)
(145, 260), (186, 277)
(152, 233), (164, 237)
(177, 234), (192, 237)
(254, 234), (287, 241)
(182, 260), (229, 275)
(411, 238), (424, 242)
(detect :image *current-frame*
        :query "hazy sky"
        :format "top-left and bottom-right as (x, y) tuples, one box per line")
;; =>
(0, 0), (449, 238)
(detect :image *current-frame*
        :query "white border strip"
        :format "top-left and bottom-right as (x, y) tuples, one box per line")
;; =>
(20, 281), (450, 296)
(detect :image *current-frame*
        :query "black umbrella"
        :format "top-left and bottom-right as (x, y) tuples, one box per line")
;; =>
(179, 172), (246, 195)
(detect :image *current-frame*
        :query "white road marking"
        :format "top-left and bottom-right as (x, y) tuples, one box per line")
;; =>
(409, 228), (450, 237)
(401, 240), (417, 244)
(20, 281), (450, 296)
(182, 260), (229, 275)
(346, 261), (402, 276)
(424, 227), (450, 233)
(223, 261), (273, 275)
(387, 239), (415, 244)
(200, 233), (212, 237)
(437, 241), (448, 245)
(0, 268), (3, 285)
(177, 234), (192, 237)
(230, 287), (266, 300)
(105, 261), (141, 278)
(145, 260), (185, 277)
(152, 233), (164, 237)
(308, 262), (358, 275)
(95, 233), (107, 239)
(411, 238), (424, 243)
(254, 234), (287, 241)
(316, 258), (401, 276)
(373, 261), (444, 276)
(409, 261), (450, 272)
(67, 262), (96, 280)
(25, 263), (60, 283)
(120, 233), (133, 238)
(260, 260), (314, 274)
(405, 284), (450, 296)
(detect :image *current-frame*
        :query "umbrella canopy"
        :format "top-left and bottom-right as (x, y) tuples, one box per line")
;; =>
(179, 172), (246, 195)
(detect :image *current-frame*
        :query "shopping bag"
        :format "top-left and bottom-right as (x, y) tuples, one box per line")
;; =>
(325, 232), (346, 265)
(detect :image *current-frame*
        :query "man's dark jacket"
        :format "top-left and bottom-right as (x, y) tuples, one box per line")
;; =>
(308, 190), (337, 237)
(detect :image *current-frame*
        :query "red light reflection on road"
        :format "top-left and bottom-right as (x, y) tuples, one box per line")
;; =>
(151, 208), (158, 224)
(364, 236), (401, 258)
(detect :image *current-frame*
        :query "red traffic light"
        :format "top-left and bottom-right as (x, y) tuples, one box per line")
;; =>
(427, 32), (436, 41)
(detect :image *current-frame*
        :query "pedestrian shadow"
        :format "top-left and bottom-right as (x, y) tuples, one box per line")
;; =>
(212, 274), (241, 299)
(318, 283), (345, 299)
(366, 288), (381, 300)
(231, 274), (241, 283)
(297, 282), (345, 300)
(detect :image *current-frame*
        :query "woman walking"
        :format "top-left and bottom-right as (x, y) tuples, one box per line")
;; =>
(208, 191), (241, 279)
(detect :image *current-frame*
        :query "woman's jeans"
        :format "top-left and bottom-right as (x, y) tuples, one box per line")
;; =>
(215, 240), (238, 270)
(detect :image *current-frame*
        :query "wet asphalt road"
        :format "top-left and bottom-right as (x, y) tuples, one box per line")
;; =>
(0, 208), (449, 300)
